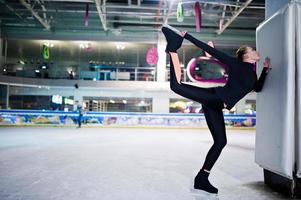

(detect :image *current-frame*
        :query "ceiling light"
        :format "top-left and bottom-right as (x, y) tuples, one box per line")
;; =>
(116, 43), (125, 50)
(43, 42), (54, 47)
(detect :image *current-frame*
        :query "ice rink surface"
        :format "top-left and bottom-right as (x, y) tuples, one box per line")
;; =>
(0, 127), (294, 200)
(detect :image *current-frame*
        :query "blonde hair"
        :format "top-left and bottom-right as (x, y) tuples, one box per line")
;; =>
(236, 45), (249, 62)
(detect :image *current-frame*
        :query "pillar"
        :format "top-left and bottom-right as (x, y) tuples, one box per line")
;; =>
(156, 31), (167, 82)
(73, 87), (83, 111)
(152, 94), (170, 113)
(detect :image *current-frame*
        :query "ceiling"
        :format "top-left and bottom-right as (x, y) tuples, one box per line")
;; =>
(0, 0), (265, 46)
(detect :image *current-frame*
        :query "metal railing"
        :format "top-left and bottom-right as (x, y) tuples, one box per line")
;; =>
(1, 65), (158, 82)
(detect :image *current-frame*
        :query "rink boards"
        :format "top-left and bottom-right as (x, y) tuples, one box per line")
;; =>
(0, 109), (256, 129)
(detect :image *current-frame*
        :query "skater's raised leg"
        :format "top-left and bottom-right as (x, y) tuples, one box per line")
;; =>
(162, 26), (226, 196)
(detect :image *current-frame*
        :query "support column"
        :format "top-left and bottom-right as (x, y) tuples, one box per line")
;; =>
(156, 31), (167, 82)
(73, 88), (83, 111)
(6, 85), (9, 109)
(152, 94), (170, 113)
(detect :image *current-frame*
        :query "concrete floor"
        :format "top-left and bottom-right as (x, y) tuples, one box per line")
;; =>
(0, 127), (295, 200)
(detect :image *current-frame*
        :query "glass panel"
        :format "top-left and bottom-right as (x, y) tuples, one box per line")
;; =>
(83, 97), (152, 113)
(3, 39), (158, 81)
(8, 85), (74, 111)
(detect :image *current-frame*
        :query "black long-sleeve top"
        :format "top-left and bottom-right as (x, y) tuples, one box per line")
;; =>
(184, 33), (269, 110)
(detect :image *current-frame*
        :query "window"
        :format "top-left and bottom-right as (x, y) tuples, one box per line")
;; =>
(83, 97), (152, 113)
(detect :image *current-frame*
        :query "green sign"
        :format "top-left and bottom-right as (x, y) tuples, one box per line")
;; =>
(42, 44), (50, 60)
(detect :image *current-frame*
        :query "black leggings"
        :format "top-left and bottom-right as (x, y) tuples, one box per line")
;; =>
(169, 55), (227, 171)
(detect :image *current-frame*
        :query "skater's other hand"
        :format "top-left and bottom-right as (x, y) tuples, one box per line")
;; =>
(180, 31), (187, 37)
(263, 57), (272, 73)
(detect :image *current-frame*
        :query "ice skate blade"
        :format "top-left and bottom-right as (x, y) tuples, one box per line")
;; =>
(190, 188), (219, 199)
(162, 23), (182, 36)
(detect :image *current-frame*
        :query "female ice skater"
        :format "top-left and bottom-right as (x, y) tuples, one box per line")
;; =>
(161, 26), (271, 195)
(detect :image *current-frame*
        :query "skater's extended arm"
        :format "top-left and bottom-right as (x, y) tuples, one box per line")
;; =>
(253, 67), (268, 92)
(253, 57), (272, 92)
(184, 33), (237, 66)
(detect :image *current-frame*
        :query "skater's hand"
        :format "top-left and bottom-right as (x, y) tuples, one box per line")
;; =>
(263, 57), (272, 73)
(180, 31), (187, 37)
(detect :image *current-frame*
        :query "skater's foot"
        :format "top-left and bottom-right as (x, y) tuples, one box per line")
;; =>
(161, 26), (184, 53)
(194, 169), (218, 194)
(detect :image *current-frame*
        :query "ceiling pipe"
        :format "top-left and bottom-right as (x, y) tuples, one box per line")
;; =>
(94, 0), (108, 31)
(219, 5), (227, 31)
(12, 3), (264, 12)
(36, 0), (48, 21)
(163, 0), (175, 25)
(19, 0), (51, 30)
(155, 0), (164, 26)
(216, 0), (253, 35)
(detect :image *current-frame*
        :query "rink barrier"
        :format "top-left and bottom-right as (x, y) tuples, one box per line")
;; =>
(0, 110), (256, 128)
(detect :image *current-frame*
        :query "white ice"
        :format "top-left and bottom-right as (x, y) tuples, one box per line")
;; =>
(0, 127), (290, 200)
